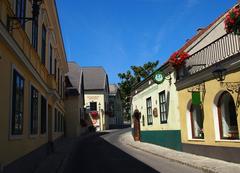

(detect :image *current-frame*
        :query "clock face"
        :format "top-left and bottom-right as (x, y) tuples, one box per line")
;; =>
(153, 71), (165, 84)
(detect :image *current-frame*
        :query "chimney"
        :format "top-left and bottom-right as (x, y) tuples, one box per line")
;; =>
(197, 28), (204, 34)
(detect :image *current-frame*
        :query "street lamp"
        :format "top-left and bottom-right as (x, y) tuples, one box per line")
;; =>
(8, 0), (43, 31)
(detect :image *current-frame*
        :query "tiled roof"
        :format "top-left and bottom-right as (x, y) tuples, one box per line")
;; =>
(81, 67), (108, 90)
(66, 62), (83, 93)
(166, 8), (230, 63)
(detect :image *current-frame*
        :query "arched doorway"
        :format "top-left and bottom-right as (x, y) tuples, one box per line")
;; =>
(218, 91), (239, 139)
(133, 109), (141, 141)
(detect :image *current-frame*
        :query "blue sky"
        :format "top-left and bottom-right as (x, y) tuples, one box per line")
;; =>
(56, 0), (237, 84)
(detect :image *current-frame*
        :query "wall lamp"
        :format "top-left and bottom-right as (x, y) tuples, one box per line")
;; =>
(212, 64), (240, 109)
(212, 65), (227, 82)
(7, 0), (43, 31)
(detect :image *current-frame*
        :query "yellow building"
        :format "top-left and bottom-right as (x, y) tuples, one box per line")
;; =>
(131, 63), (182, 150)
(0, 0), (68, 171)
(175, 4), (240, 163)
(82, 67), (110, 131)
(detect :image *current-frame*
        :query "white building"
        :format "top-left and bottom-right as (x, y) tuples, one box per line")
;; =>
(82, 67), (110, 131)
(108, 84), (123, 128)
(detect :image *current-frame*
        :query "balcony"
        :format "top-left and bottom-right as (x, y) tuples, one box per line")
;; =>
(179, 33), (240, 79)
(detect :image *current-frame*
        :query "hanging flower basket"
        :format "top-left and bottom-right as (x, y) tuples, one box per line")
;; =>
(169, 51), (189, 68)
(90, 111), (99, 119)
(224, 5), (240, 35)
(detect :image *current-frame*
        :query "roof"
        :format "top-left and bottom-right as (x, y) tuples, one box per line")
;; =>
(164, 7), (232, 66)
(109, 84), (119, 95)
(66, 62), (83, 93)
(81, 67), (108, 90)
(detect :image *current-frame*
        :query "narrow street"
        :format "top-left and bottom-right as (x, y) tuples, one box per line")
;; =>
(63, 129), (203, 173)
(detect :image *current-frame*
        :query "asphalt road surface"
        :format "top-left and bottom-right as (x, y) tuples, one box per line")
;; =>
(63, 129), (203, 173)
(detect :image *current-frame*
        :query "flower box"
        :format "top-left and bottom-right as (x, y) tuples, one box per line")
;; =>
(169, 51), (189, 68)
(90, 111), (99, 119)
(224, 5), (240, 35)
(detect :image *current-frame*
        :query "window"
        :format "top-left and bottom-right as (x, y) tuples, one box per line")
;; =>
(60, 75), (62, 97)
(57, 111), (60, 132)
(40, 96), (47, 134)
(90, 102), (97, 111)
(41, 24), (46, 65)
(218, 92), (239, 139)
(54, 108), (57, 132)
(146, 97), (153, 125)
(62, 78), (64, 99)
(16, 0), (26, 28)
(190, 104), (204, 139)
(49, 44), (53, 74)
(159, 91), (167, 123)
(58, 68), (60, 92)
(54, 59), (57, 79)
(30, 86), (38, 135)
(11, 70), (24, 135)
(32, 17), (38, 50)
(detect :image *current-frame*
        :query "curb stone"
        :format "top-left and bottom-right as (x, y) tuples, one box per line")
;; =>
(126, 143), (216, 173)
(118, 132), (240, 173)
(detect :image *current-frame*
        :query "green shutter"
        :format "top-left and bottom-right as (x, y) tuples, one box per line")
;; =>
(192, 92), (201, 105)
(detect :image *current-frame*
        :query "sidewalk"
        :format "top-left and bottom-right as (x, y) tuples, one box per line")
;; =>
(118, 131), (240, 173)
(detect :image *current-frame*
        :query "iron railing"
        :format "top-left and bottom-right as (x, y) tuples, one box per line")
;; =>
(184, 33), (240, 75)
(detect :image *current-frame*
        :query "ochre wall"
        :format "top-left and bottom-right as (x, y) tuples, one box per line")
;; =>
(0, 0), (66, 167)
(179, 70), (240, 148)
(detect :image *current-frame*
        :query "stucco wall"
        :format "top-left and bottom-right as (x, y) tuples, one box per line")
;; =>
(132, 72), (180, 131)
(179, 71), (240, 148)
(85, 93), (108, 130)
(0, 0), (66, 167)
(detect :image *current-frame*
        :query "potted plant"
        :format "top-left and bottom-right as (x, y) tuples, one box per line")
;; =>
(224, 5), (240, 35)
(169, 51), (189, 68)
(90, 111), (99, 119)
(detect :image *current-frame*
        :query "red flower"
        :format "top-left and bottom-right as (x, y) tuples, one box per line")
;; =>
(90, 111), (99, 119)
(169, 51), (189, 68)
(224, 6), (240, 35)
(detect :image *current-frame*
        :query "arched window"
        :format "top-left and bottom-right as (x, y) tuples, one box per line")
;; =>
(218, 92), (239, 139)
(190, 104), (204, 139)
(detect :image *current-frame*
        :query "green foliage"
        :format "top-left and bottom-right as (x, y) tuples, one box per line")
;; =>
(118, 60), (159, 120)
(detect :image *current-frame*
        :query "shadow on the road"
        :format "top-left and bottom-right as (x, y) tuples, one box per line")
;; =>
(109, 124), (131, 129)
(64, 133), (159, 173)
(95, 132), (110, 136)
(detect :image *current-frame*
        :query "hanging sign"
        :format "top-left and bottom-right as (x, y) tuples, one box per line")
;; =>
(153, 108), (158, 117)
(192, 92), (201, 105)
(152, 71), (165, 84)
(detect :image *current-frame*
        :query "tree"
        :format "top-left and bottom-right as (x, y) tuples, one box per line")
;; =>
(118, 60), (159, 121)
